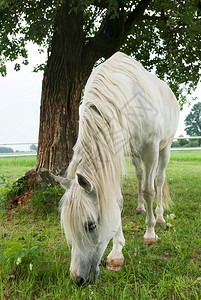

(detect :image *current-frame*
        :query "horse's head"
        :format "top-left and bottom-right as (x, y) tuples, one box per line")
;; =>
(54, 173), (121, 284)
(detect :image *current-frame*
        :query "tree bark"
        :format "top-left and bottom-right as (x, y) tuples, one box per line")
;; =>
(36, 2), (87, 174)
(36, 75), (82, 174)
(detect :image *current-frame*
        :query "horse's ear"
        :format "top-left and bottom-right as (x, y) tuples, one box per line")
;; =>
(51, 174), (71, 189)
(60, 178), (71, 189)
(76, 173), (93, 193)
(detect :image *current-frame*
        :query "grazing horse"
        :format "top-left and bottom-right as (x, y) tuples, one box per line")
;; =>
(55, 52), (179, 284)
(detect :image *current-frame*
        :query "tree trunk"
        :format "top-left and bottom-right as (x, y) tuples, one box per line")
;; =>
(36, 75), (82, 174)
(35, 1), (149, 174)
(36, 2), (89, 174)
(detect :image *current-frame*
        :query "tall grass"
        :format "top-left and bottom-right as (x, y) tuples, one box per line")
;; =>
(0, 156), (36, 181)
(0, 156), (36, 167)
(170, 150), (201, 162)
(0, 151), (201, 299)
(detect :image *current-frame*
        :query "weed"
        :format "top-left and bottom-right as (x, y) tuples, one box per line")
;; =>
(0, 175), (12, 208)
(30, 185), (64, 215)
(3, 226), (51, 282)
(0, 175), (28, 209)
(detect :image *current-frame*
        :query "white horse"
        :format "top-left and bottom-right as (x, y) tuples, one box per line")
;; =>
(55, 52), (179, 284)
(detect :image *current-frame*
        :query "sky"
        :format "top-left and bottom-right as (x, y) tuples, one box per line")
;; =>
(0, 44), (200, 151)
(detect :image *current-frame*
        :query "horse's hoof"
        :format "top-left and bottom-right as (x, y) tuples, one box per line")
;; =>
(106, 257), (124, 272)
(143, 237), (158, 246)
(156, 221), (166, 230)
(136, 208), (146, 215)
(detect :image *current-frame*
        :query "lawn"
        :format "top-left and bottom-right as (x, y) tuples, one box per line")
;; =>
(0, 151), (201, 299)
(0, 156), (36, 182)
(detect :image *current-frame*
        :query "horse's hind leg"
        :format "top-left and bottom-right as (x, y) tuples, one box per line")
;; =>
(106, 222), (125, 271)
(142, 144), (159, 245)
(155, 144), (171, 229)
(131, 156), (146, 215)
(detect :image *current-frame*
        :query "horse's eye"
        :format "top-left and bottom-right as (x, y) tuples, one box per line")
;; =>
(84, 220), (96, 233)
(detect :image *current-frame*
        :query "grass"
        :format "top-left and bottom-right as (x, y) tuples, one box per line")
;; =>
(0, 151), (201, 299)
(170, 150), (201, 162)
(0, 156), (36, 182)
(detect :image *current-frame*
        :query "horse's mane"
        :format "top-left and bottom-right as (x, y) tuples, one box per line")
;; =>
(61, 52), (147, 246)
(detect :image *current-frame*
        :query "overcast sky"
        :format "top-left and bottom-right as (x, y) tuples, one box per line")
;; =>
(0, 44), (200, 151)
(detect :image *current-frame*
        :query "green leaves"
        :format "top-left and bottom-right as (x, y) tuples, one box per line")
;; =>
(14, 63), (20, 71)
(122, 0), (201, 106)
(0, 0), (56, 74)
(185, 102), (201, 137)
(4, 242), (23, 260)
(0, 0), (200, 105)
(0, 62), (6, 76)
(0, 0), (11, 11)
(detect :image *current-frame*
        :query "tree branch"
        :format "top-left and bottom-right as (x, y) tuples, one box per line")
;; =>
(92, 0), (127, 9)
(83, 0), (152, 65)
(92, 0), (108, 9)
(83, 9), (125, 61)
(124, 0), (152, 34)
(142, 14), (166, 21)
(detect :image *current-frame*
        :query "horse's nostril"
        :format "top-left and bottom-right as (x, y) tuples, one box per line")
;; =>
(75, 276), (85, 286)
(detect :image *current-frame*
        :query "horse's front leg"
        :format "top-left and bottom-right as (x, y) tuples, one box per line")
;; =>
(106, 223), (125, 271)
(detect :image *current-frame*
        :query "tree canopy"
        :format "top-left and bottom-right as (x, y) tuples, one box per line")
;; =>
(0, 0), (201, 107)
(30, 144), (38, 152)
(185, 102), (201, 137)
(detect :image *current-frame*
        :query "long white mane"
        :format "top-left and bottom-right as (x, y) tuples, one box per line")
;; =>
(61, 52), (178, 246)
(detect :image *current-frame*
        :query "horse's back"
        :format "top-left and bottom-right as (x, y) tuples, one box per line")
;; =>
(102, 52), (179, 145)
(83, 52), (179, 153)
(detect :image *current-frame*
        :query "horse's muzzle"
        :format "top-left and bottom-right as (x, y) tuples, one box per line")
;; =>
(74, 266), (99, 285)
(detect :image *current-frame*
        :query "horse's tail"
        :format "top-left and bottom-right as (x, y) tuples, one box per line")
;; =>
(154, 177), (173, 209)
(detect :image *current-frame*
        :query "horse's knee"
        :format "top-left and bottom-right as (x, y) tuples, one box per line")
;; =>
(135, 169), (143, 183)
(155, 171), (165, 187)
(143, 188), (155, 202)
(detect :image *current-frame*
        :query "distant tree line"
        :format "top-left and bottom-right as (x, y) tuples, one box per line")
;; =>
(172, 137), (201, 148)
(0, 147), (14, 153)
(0, 144), (38, 153)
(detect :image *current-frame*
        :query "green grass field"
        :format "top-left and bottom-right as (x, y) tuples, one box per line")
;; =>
(0, 151), (201, 299)
(0, 156), (36, 182)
